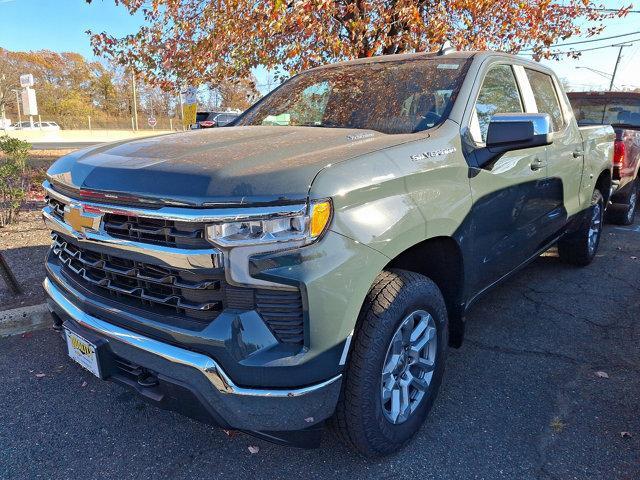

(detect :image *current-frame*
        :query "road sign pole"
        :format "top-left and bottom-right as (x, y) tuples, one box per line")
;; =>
(14, 90), (22, 125)
(132, 71), (139, 131)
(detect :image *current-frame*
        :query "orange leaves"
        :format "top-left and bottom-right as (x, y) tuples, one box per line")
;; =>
(88, 0), (630, 91)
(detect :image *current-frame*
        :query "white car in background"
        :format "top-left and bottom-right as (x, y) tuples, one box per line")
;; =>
(35, 121), (61, 131)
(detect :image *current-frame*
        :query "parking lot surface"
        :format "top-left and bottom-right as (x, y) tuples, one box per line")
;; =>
(1, 224), (639, 480)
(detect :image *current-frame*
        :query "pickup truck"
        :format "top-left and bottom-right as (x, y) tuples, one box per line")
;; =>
(42, 51), (614, 456)
(568, 91), (640, 225)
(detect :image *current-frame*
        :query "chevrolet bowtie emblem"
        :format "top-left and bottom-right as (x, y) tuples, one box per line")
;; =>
(63, 204), (102, 236)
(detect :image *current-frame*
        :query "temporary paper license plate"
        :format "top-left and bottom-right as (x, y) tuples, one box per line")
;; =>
(65, 329), (101, 378)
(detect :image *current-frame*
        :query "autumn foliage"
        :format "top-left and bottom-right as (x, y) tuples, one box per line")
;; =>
(87, 0), (630, 90)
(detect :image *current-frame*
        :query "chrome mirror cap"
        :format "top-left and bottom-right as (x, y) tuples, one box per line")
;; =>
(490, 112), (553, 136)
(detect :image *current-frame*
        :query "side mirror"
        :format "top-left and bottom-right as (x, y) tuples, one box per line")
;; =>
(476, 113), (554, 169)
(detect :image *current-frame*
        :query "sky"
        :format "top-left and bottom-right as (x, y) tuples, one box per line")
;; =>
(0, 0), (638, 93)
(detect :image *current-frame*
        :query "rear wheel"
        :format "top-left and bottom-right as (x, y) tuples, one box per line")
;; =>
(558, 189), (604, 266)
(330, 269), (448, 456)
(607, 180), (637, 226)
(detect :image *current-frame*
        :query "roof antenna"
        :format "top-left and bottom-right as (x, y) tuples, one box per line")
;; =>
(437, 40), (455, 56)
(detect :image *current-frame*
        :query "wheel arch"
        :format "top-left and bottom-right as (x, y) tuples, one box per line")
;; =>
(384, 236), (466, 347)
(595, 168), (612, 205)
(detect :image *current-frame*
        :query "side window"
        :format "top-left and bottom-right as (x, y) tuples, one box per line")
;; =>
(525, 69), (565, 132)
(473, 64), (524, 143)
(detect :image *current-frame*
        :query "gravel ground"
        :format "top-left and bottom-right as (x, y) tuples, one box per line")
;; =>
(1, 224), (639, 480)
(0, 149), (69, 310)
(0, 202), (50, 310)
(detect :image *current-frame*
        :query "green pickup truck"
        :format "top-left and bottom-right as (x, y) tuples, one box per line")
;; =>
(42, 50), (614, 456)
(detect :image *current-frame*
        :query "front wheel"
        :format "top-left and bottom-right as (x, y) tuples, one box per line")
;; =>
(558, 189), (604, 266)
(330, 269), (448, 456)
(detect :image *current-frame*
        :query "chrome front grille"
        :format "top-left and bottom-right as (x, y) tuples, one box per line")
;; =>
(46, 196), (65, 220)
(44, 196), (210, 249)
(51, 234), (224, 321)
(103, 214), (210, 249)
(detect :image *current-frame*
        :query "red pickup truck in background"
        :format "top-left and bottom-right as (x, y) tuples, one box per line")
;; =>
(568, 92), (640, 225)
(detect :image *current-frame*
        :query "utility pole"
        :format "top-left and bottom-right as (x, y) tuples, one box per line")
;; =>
(178, 91), (184, 131)
(131, 70), (139, 131)
(1, 75), (5, 128)
(609, 44), (631, 91)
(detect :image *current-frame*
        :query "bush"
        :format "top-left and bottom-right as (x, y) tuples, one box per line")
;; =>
(0, 136), (32, 227)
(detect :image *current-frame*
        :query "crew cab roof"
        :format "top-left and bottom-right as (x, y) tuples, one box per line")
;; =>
(307, 50), (546, 72)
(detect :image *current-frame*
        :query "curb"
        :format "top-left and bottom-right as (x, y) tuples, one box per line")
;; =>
(0, 303), (51, 338)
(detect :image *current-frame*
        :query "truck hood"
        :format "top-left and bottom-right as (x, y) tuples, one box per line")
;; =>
(47, 126), (417, 206)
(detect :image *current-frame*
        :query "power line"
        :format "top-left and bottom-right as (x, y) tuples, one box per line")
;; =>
(520, 30), (640, 51)
(591, 8), (640, 13)
(520, 38), (640, 56)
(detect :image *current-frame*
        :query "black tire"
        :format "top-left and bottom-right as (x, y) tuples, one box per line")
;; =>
(329, 269), (448, 457)
(607, 180), (637, 226)
(558, 189), (604, 266)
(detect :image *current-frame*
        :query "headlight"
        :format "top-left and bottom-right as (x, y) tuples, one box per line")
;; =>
(206, 199), (332, 248)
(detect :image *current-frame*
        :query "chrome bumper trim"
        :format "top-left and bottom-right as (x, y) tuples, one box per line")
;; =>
(44, 277), (341, 397)
(42, 207), (223, 270)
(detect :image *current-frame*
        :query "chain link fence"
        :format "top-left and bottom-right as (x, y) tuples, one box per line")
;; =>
(24, 114), (181, 131)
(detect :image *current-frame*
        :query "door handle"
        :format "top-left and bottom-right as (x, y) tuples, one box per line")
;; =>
(530, 157), (547, 171)
(573, 150), (584, 158)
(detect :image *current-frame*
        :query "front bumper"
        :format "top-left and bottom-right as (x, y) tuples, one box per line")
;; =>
(45, 277), (342, 442)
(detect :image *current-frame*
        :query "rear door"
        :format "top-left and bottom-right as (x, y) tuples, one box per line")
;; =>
(524, 68), (584, 224)
(463, 61), (554, 298)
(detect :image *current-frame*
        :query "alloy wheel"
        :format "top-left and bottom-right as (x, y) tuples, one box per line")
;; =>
(626, 190), (637, 224)
(588, 201), (603, 255)
(380, 310), (437, 424)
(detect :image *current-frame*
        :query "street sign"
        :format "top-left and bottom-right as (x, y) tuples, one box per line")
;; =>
(180, 86), (198, 128)
(19, 74), (34, 88)
(147, 116), (157, 127)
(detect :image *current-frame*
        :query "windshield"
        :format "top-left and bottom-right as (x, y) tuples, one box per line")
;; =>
(569, 95), (640, 128)
(237, 57), (472, 134)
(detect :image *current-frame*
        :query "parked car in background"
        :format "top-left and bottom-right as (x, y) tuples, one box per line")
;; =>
(11, 121), (35, 130)
(35, 121), (61, 131)
(193, 111), (239, 129)
(569, 91), (640, 225)
(43, 51), (613, 456)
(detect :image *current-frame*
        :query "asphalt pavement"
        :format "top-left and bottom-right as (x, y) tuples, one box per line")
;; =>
(1, 224), (639, 480)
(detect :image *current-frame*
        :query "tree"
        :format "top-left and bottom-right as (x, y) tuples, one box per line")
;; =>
(91, 71), (119, 114)
(87, 0), (630, 91)
(0, 50), (21, 123)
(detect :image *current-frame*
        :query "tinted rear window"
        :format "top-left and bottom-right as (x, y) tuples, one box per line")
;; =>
(569, 95), (640, 128)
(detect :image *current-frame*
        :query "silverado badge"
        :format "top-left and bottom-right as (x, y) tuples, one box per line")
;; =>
(63, 204), (102, 236)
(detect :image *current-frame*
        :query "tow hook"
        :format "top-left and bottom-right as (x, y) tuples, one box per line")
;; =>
(137, 371), (159, 387)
